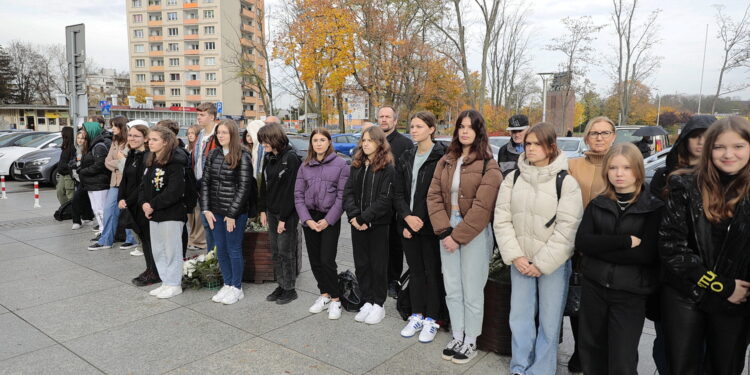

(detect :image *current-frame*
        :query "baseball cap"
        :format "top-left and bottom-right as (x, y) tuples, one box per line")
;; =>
(507, 114), (529, 131)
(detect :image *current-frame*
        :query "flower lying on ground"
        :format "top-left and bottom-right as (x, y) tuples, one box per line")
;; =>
(182, 249), (221, 289)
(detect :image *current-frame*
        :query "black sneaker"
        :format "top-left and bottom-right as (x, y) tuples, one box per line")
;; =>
(131, 270), (160, 287)
(275, 289), (298, 305)
(568, 351), (582, 373)
(452, 342), (477, 364)
(266, 287), (284, 302)
(388, 281), (399, 299)
(87, 243), (111, 251)
(441, 338), (463, 360)
(90, 233), (101, 242)
(120, 242), (137, 250)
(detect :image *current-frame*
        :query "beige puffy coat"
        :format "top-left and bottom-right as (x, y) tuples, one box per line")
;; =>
(493, 152), (583, 275)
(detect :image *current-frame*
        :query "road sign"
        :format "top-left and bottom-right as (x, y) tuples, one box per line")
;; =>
(216, 102), (223, 114)
(99, 100), (107, 108)
(102, 104), (111, 116)
(347, 113), (352, 120)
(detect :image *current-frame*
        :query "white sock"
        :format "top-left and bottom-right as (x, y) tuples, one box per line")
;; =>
(453, 330), (464, 342)
(464, 335), (477, 346)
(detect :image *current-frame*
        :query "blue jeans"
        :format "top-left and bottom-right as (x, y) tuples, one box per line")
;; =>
(200, 211), (215, 252)
(98, 187), (136, 246)
(212, 213), (248, 288)
(509, 259), (571, 375)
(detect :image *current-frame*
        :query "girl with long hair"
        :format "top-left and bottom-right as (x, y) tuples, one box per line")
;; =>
(186, 124), (206, 251)
(344, 126), (396, 325)
(660, 116), (750, 375)
(78, 121), (112, 238)
(70, 129), (94, 230)
(139, 127), (188, 299)
(395, 111), (448, 343)
(56, 126), (76, 205)
(295, 128), (350, 319)
(494, 122), (583, 374)
(576, 143), (664, 374)
(427, 110), (502, 364)
(201, 119), (254, 305)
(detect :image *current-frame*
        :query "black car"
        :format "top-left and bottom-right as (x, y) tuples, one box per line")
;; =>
(13, 147), (62, 186)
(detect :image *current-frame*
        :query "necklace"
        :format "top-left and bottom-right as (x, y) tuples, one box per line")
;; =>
(616, 199), (630, 211)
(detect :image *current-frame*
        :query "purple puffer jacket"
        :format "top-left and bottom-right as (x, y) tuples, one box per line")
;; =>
(294, 152), (350, 226)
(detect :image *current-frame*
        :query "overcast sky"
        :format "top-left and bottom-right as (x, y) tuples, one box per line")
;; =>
(0, 0), (748, 110)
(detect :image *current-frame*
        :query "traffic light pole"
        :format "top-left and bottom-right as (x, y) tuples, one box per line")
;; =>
(66, 24), (87, 136)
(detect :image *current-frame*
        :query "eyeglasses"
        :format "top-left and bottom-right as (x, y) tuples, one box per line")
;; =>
(588, 131), (614, 139)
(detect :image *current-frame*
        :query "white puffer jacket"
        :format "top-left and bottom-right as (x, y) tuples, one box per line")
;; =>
(494, 152), (583, 275)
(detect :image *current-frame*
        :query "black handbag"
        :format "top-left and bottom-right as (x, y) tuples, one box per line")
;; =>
(564, 272), (582, 317)
(396, 270), (411, 320)
(337, 270), (364, 312)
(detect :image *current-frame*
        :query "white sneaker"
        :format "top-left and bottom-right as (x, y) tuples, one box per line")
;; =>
(130, 249), (144, 256)
(149, 284), (166, 296)
(401, 314), (424, 337)
(71, 223), (81, 230)
(221, 286), (244, 305)
(365, 304), (385, 325)
(309, 295), (331, 313)
(156, 285), (183, 299)
(418, 318), (440, 343)
(82, 219), (93, 226)
(212, 285), (231, 303)
(354, 302), (373, 322)
(328, 301), (342, 320)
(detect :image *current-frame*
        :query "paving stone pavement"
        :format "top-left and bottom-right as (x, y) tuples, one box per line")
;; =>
(0, 181), (746, 374)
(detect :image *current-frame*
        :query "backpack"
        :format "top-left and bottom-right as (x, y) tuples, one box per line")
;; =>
(53, 200), (72, 221)
(511, 168), (568, 228)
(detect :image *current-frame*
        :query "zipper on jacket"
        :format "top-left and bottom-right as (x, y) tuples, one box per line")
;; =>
(712, 223), (733, 273)
(360, 165), (368, 213)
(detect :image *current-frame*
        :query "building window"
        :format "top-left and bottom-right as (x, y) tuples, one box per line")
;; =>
(133, 14), (143, 23)
(189, 88), (200, 95)
(205, 73), (216, 81)
(148, 0), (161, 5)
(167, 12), (178, 20)
(243, 90), (254, 97)
(204, 57), (215, 66)
(167, 43), (179, 51)
(149, 28), (162, 36)
(171, 103), (182, 107)
(204, 42), (215, 50)
(136, 74), (146, 82)
(150, 43), (162, 51)
(134, 44), (145, 52)
(169, 58), (180, 66)
(186, 11), (198, 19)
(134, 29), (144, 38)
(204, 0), (214, 3)
(204, 26), (215, 35)
(204, 10), (214, 18)
(151, 58), (164, 66)
(151, 73), (164, 81)
(170, 73), (181, 81)
(244, 104), (255, 111)
(187, 27), (198, 35)
(132, 0), (142, 7)
(153, 88), (164, 95)
(167, 0), (177, 5)
(167, 27), (179, 36)
(170, 88), (181, 96)
(187, 57), (200, 65)
(206, 88), (217, 96)
(135, 59), (145, 67)
(188, 72), (199, 80)
(148, 13), (162, 21)
(188, 43), (199, 50)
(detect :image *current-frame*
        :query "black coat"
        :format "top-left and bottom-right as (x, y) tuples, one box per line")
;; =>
(394, 141), (447, 235)
(659, 173), (750, 314)
(57, 145), (75, 176)
(138, 148), (188, 223)
(118, 149), (148, 234)
(258, 146), (301, 222)
(387, 131), (414, 165)
(200, 148), (254, 219)
(78, 132), (112, 191)
(344, 163), (395, 226)
(496, 140), (522, 176)
(576, 190), (664, 294)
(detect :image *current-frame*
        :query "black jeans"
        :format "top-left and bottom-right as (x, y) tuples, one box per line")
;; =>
(71, 185), (93, 224)
(579, 277), (647, 375)
(387, 216), (403, 283)
(267, 212), (298, 290)
(402, 231), (442, 319)
(302, 210), (341, 299)
(661, 285), (750, 375)
(352, 224), (389, 306)
(130, 207), (157, 275)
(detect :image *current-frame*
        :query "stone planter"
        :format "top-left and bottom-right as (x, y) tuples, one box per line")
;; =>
(477, 277), (512, 355)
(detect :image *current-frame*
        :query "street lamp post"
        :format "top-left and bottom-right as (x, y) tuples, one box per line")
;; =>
(537, 72), (554, 123)
(655, 89), (661, 126)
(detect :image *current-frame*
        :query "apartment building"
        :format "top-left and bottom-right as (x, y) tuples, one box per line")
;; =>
(126, 0), (266, 120)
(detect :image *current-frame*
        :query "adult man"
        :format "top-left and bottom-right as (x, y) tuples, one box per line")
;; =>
(193, 102), (221, 252)
(265, 116), (281, 126)
(497, 114), (529, 176)
(378, 106), (414, 299)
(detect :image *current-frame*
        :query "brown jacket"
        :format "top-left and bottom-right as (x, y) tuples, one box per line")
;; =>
(105, 141), (128, 187)
(568, 151), (606, 208)
(427, 151), (502, 245)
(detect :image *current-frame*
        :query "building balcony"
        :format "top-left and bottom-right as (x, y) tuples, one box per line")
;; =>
(149, 50), (164, 56)
(240, 38), (253, 47)
(184, 34), (198, 40)
(242, 24), (255, 33)
(148, 20), (162, 27)
(241, 8), (255, 18)
(185, 64), (200, 71)
(186, 95), (202, 101)
(150, 80), (165, 85)
(185, 80), (201, 86)
(149, 35), (163, 42)
(185, 49), (200, 55)
(149, 66), (165, 72)
(147, 5), (161, 11)
(184, 18), (198, 25)
(243, 96), (260, 104)
(152, 95), (166, 101)
(183, 2), (198, 8)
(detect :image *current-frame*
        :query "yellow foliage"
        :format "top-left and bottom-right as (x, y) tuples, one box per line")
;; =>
(574, 101), (585, 127)
(125, 88), (148, 105)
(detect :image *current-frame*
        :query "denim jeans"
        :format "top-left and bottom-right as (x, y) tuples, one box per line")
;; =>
(98, 187), (136, 246)
(212, 213), (248, 288)
(509, 259), (571, 375)
(200, 211), (215, 252)
(440, 210), (492, 337)
(149, 220), (185, 286)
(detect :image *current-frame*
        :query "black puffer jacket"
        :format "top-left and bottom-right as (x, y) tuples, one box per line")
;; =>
(394, 141), (447, 235)
(650, 115), (716, 199)
(344, 163), (395, 226)
(139, 148), (188, 223)
(78, 132), (112, 191)
(200, 148), (254, 219)
(576, 190), (664, 294)
(118, 149), (148, 234)
(258, 146), (301, 222)
(659, 173), (750, 314)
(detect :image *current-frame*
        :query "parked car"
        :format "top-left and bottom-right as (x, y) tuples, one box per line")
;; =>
(331, 134), (359, 156)
(615, 126), (671, 155)
(288, 135), (352, 165)
(0, 131), (52, 148)
(0, 133), (61, 178)
(644, 147), (671, 184)
(489, 136), (511, 150)
(435, 136), (500, 159)
(556, 137), (588, 159)
(12, 147), (61, 186)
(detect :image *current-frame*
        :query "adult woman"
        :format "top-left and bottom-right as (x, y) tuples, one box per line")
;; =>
(394, 111), (447, 343)
(186, 124), (206, 251)
(659, 117), (750, 375)
(119, 125), (157, 284)
(566, 115), (617, 371)
(295, 128), (349, 319)
(258, 123), (302, 305)
(427, 110), (501, 364)
(201, 119), (254, 305)
(494, 122), (583, 374)
(139, 127), (188, 299)
(576, 143), (664, 374)
(344, 126), (396, 325)
(78, 121), (112, 238)
(89, 116), (138, 251)
(56, 126), (75, 206)
(70, 129), (94, 230)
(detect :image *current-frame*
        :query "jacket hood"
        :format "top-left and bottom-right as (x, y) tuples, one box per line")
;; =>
(170, 145), (189, 167)
(82, 122), (102, 143)
(665, 115), (716, 171)
(517, 151), (569, 180)
(90, 130), (112, 149)
(307, 151), (339, 166)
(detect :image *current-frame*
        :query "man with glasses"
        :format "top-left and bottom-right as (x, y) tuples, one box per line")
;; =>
(497, 114), (529, 176)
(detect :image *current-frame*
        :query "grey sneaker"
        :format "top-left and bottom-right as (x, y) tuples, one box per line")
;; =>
(452, 342), (477, 364)
(441, 338), (463, 360)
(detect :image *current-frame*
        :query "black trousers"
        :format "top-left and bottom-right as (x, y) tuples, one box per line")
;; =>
(387, 216), (403, 283)
(352, 224), (389, 306)
(661, 285), (750, 375)
(71, 185), (93, 224)
(302, 210), (341, 299)
(579, 277), (647, 375)
(402, 231), (442, 319)
(129, 207), (157, 275)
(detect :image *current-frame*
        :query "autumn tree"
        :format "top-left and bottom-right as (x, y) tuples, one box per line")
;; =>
(489, 3), (532, 111)
(0, 46), (16, 104)
(711, 3), (750, 113)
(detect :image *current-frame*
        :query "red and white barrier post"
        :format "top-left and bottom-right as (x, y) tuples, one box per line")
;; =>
(0, 176), (6, 199)
(33, 181), (40, 208)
